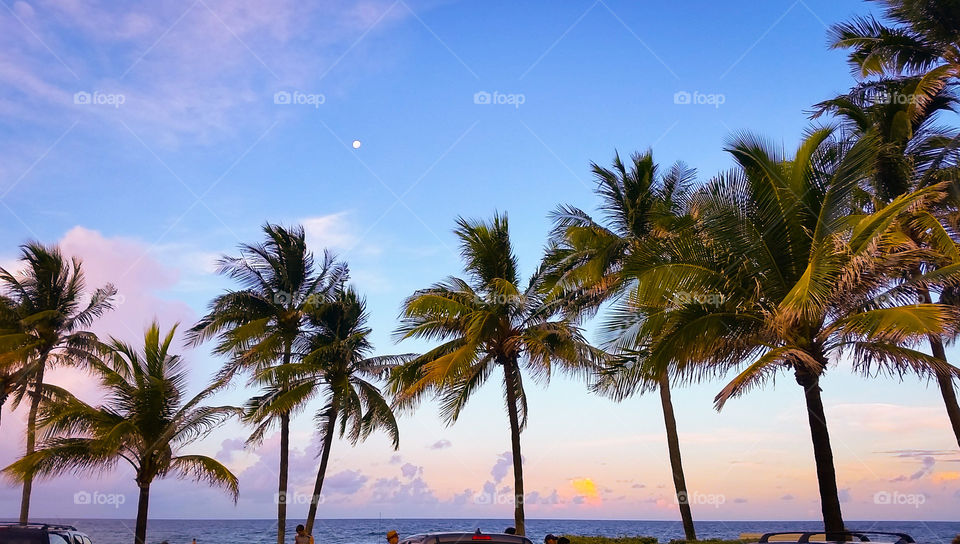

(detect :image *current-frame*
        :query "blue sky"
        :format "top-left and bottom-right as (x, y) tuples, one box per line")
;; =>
(2, 0), (959, 523)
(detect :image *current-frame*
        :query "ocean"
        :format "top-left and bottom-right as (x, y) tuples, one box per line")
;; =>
(16, 519), (960, 544)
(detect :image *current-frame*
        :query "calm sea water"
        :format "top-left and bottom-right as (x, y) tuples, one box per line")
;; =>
(16, 519), (960, 544)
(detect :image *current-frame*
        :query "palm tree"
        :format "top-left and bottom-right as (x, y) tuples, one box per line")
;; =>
(0, 242), (115, 523)
(543, 151), (700, 540)
(390, 213), (598, 535)
(617, 128), (960, 538)
(829, 0), (960, 122)
(3, 322), (239, 544)
(812, 79), (960, 448)
(265, 286), (407, 535)
(186, 224), (347, 544)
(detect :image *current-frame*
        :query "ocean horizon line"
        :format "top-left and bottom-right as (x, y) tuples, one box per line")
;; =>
(5, 517), (957, 523)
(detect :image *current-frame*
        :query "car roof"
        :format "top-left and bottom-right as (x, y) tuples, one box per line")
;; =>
(757, 531), (915, 544)
(400, 532), (533, 544)
(0, 523), (79, 532)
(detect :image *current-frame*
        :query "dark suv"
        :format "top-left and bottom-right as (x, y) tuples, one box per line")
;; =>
(0, 523), (94, 544)
(399, 531), (533, 544)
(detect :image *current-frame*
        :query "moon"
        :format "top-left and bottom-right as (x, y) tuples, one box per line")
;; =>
(352, 140), (362, 149)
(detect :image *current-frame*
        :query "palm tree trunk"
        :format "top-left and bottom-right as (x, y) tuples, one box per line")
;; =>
(502, 359), (525, 536)
(795, 366), (845, 539)
(277, 410), (290, 544)
(928, 336), (960, 449)
(914, 280), (960, 447)
(134, 481), (150, 544)
(915, 282), (960, 447)
(659, 375), (696, 541)
(277, 346), (293, 544)
(19, 363), (45, 524)
(305, 406), (338, 535)
(0, 389), (7, 430)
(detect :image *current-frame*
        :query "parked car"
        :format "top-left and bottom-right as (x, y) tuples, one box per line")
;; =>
(399, 530), (533, 544)
(0, 523), (93, 544)
(749, 531), (916, 544)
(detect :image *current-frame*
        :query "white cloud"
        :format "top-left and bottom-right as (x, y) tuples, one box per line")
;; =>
(302, 211), (359, 251)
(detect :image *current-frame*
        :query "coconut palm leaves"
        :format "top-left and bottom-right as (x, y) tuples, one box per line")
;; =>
(187, 223), (347, 544)
(829, 0), (960, 133)
(544, 150), (700, 540)
(263, 286), (408, 534)
(3, 322), (239, 544)
(0, 242), (116, 523)
(391, 213), (597, 536)
(813, 75), (960, 447)
(618, 128), (960, 536)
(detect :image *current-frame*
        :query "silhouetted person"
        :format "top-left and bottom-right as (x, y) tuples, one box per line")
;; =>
(295, 524), (314, 544)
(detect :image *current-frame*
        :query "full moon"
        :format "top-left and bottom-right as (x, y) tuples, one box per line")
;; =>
(352, 140), (362, 149)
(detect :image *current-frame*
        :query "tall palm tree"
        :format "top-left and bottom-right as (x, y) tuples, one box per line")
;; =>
(543, 151), (700, 540)
(812, 79), (960, 448)
(186, 224), (347, 544)
(3, 322), (239, 544)
(829, 0), (960, 123)
(0, 242), (115, 523)
(266, 286), (407, 535)
(390, 213), (598, 535)
(618, 128), (960, 538)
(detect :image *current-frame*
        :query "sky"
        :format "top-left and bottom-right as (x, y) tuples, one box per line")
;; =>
(1, 0), (959, 524)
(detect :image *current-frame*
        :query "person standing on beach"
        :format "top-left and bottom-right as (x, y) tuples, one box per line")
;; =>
(295, 524), (314, 544)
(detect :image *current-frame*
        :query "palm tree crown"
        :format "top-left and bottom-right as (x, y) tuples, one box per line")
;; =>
(3, 322), (239, 544)
(391, 213), (597, 535)
(0, 242), (115, 523)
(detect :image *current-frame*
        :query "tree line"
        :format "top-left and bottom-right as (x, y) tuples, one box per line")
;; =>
(3, 1), (960, 544)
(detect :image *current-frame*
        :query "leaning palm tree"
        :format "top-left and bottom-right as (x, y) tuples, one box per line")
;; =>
(0, 242), (115, 522)
(262, 287), (407, 535)
(618, 128), (960, 538)
(186, 223), (347, 544)
(812, 78), (960, 448)
(390, 213), (598, 536)
(3, 322), (239, 544)
(543, 151), (700, 540)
